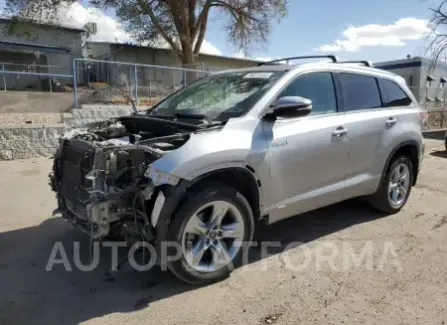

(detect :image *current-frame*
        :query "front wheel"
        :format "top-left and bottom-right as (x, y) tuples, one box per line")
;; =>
(368, 156), (413, 214)
(166, 183), (254, 285)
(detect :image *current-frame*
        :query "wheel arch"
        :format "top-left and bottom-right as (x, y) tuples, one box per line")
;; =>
(186, 166), (263, 222)
(381, 140), (420, 187)
(152, 165), (263, 255)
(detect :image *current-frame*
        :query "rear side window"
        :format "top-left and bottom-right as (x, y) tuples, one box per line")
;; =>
(278, 72), (337, 115)
(378, 78), (412, 107)
(338, 73), (382, 111)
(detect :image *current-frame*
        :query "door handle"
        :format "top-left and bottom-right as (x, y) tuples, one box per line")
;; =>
(386, 117), (397, 126)
(332, 127), (348, 137)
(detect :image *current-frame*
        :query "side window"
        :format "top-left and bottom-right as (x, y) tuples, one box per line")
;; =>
(378, 78), (412, 107)
(338, 73), (382, 111)
(278, 72), (337, 115)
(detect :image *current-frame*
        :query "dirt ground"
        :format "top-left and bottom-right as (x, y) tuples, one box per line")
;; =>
(0, 132), (446, 325)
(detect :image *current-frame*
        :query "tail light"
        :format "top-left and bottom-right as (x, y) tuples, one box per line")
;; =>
(418, 109), (428, 125)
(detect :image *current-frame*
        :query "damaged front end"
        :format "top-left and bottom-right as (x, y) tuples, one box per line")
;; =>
(49, 115), (195, 244)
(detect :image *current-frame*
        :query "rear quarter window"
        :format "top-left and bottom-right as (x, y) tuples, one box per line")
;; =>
(377, 78), (412, 107)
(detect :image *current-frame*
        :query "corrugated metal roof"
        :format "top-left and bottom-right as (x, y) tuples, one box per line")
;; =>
(0, 18), (85, 33)
(89, 41), (264, 64)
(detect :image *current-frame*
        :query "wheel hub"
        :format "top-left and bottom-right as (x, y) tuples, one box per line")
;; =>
(208, 230), (218, 239)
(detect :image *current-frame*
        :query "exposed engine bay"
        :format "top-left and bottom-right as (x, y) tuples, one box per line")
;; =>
(49, 114), (208, 243)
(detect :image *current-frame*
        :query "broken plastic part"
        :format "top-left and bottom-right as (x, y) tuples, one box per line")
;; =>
(144, 166), (180, 186)
(142, 184), (155, 200)
(151, 191), (165, 227)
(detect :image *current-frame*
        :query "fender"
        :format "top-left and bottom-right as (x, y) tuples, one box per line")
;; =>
(186, 164), (266, 217)
(379, 140), (420, 188)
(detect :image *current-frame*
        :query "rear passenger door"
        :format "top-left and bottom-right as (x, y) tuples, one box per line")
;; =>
(336, 73), (391, 197)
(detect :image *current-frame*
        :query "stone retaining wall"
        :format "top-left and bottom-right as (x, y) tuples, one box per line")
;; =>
(0, 106), (142, 160)
(0, 112), (69, 124)
(68, 107), (135, 127)
(0, 123), (65, 160)
(426, 110), (447, 130)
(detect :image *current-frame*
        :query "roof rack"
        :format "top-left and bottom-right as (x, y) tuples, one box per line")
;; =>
(258, 55), (339, 66)
(340, 60), (373, 67)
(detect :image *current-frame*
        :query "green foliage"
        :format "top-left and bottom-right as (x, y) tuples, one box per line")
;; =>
(4, 16), (37, 39)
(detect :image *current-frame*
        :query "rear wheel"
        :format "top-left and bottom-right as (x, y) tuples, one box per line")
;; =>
(368, 156), (413, 214)
(166, 183), (254, 285)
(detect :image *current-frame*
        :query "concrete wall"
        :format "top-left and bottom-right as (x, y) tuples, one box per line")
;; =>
(417, 60), (447, 107)
(0, 123), (65, 160)
(0, 106), (136, 160)
(68, 105), (135, 127)
(0, 20), (83, 51)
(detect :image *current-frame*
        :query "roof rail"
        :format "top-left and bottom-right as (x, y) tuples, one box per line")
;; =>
(340, 60), (373, 67)
(258, 55), (339, 66)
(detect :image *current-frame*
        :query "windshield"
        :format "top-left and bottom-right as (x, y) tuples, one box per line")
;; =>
(149, 71), (284, 121)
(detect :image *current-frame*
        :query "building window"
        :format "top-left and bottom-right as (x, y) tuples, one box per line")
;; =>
(427, 75), (435, 88)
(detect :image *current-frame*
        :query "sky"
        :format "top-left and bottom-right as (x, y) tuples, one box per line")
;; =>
(0, 0), (443, 63)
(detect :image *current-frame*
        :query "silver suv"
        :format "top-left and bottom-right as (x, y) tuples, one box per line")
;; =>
(50, 55), (426, 284)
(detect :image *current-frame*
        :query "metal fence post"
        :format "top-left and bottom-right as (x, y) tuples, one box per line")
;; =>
(2, 63), (6, 91)
(149, 71), (152, 103)
(87, 65), (91, 90)
(134, 65), (138, 105)
(48, 65), (52, 93)
(73, 59), (79, 108)
(183, 70), (187, 87)
(109, 64), (112, 103)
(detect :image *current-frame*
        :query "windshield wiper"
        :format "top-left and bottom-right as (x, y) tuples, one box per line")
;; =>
(174, 112), (211, 124)
(149, 112), (217, 125)
(148, 111), (227, 128)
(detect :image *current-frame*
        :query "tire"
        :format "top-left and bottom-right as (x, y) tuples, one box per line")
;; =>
(166, 183), (254, 285)
(368, 156), (413, 214)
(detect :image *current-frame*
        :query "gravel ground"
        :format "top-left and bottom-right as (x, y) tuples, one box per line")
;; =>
(0, 133), (446, 325)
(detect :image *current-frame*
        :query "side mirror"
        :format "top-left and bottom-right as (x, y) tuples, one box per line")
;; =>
(272, 96), (312, 118)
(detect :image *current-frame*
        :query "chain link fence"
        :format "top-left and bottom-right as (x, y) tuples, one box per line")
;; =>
(0, 62), (73, 92)
(409, 86), (447, 129)
(73, 59), (212, 108)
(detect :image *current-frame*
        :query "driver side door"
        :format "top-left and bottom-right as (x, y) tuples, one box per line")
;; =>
(264, 71), (349, 223)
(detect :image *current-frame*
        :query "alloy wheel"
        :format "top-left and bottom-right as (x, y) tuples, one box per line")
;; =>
(181, 200), (245, 272)
(388, 163), (411, 209)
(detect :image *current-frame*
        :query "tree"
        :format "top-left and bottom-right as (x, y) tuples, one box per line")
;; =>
(5, 0), (288, 67)
(428, 0), (447, 64)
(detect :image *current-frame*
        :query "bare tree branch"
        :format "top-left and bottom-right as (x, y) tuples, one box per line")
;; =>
(428, 0), (447, 66)
(136, 0), (183, 59)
